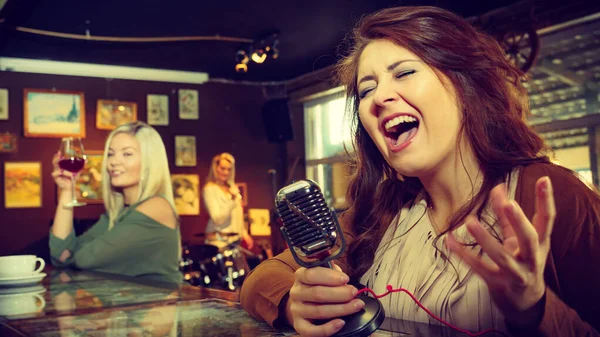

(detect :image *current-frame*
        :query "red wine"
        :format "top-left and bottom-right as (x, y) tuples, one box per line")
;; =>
(58, 157), (85, 173)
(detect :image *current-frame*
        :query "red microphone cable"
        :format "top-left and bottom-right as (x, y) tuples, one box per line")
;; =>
(356, 285), (508, 336)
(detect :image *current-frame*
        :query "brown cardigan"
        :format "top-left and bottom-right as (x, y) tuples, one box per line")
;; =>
(240, 163), (600, 336)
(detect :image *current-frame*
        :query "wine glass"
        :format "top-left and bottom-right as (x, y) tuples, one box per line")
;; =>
(58, 137), (87, 208)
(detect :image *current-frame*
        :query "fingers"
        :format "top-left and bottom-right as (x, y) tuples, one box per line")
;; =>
(532, 177), (556, 243)
(464, 217), (521, 276)
(292, 298), (364, 320)
(446, 232), (496, 281)
(330, 261), (342, 273)
(503, 201), (538, 262)
(291, 284), (358, 303)
(52, 152), (61, 168)
(490, 183), (515, 239)
(51, 169), (74, 180)
(294, 318), (346, 337)
(295, 266), (349, 287)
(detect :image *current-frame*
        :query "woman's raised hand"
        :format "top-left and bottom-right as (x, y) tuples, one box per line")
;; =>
(285, 261), (365, 337)
(51, 152), (75, 193)
(447, 176), (555, 327)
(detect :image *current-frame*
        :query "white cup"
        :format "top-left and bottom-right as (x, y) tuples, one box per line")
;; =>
(0, 292), (46, 316)
(0, 255), (45, 278)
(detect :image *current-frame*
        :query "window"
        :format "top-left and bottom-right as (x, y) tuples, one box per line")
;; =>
(303, 89), (354, 209)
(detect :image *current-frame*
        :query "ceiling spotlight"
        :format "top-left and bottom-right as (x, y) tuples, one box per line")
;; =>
(236, 50), (249, 64)
(235, 49), (249, 73)
(235, 63), (248, 73)
(267, 38), (279, 60)
(251, 49), (267, 64)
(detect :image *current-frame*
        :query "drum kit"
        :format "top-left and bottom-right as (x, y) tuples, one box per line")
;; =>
(180, 232), (254, 291)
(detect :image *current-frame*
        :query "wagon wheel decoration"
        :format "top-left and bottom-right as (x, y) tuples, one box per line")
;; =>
(500, 25), (540, 73)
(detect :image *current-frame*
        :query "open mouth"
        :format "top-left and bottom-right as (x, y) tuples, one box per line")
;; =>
(383, 115), (419, 148)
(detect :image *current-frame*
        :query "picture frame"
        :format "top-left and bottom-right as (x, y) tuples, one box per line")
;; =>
(172, 174), (200, 215)
(175, 135), (196, 167)
(0, 132), (17, 153)
(235, 182), (248, 207)
(75, 150), (104, 204)
(96, 100), (138, 130)
(0, 88), (8, 120)
(4, 161), (42, 208)
(178, 89), (199, 120)
(24, 89), (86, 138)
(248, 208), (272, 236)
(147, 94), (169, 126)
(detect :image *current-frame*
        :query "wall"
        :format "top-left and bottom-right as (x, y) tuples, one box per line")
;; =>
(554, 145), (591, 170)
(0, 71), (286, 257)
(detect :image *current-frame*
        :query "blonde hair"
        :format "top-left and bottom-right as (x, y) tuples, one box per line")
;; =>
(101, 121), (177, 229)
(206, 152), (236, 187)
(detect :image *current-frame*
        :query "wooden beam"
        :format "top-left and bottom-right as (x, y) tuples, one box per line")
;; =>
(531, 113), (600, 133)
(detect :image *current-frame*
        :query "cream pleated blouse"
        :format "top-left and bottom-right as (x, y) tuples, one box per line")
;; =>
(360, 170), (519, 333)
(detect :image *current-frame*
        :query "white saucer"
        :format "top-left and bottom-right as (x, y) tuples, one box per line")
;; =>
(0, 285), (46, 296)
(0, 273), (46, 287)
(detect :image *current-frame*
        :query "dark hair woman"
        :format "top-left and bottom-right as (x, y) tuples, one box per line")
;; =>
(240, 6), (600, 337)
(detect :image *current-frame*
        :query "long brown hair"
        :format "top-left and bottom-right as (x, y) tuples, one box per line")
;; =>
(336, 6), (550, 280)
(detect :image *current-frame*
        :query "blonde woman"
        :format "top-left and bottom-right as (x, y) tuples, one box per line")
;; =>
(202, 153), (254, 249)
(49, 121), (182, 284)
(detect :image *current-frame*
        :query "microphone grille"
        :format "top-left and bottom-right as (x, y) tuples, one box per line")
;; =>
(276, 180), (336, 257)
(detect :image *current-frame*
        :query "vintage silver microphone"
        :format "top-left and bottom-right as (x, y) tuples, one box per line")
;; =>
(275, 179), (385, 337)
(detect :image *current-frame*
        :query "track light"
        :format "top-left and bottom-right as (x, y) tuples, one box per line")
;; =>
(251, 48), (267, 64)
(234, 33), (279, 73)
(266, 38), (280, 59)
(235, 63), (248, 73)
(235, 50), (249, 73)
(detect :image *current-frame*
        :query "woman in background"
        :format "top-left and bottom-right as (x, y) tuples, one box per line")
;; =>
(240, 6), (600, 337)
(202, 152), (253, 250)
(49, 121), (182, 284)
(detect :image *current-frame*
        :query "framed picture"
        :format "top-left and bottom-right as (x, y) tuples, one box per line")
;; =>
(4, 162), (42, 208)
(147, 94), (169, 126)
(178, 89), (198, 120)
(0, 88), (8, 120)
(235, 182), (248, 207)
(172, 174), (200, 215)
(76, 150), (104, 204)
(24, 89), (86, 138)
(96, 100), (138, 130)
(175, 135), (196, 167)
(248, 208), (272, 236)
(0, 133), (17, 153)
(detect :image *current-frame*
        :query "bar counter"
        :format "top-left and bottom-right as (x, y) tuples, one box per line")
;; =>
(0, 268), (502, 336)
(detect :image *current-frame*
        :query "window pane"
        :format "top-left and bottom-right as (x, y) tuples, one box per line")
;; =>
(304, 93), (353, 160)
(306, 163), (333, 206)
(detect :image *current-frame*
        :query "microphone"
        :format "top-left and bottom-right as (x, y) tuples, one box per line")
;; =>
(275, 179), (385, 337)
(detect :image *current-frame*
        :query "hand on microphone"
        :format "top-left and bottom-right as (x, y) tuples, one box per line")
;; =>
(285, 261), (365, 337)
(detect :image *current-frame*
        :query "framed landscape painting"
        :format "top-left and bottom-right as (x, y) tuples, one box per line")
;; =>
(76, 150), (104, 204)
(24, 89), (86, 138)
(96, 100), (138, 130)
(4, 162), (42, 208)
